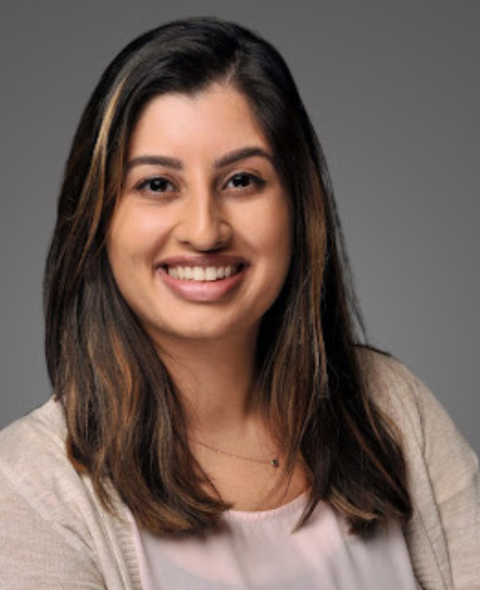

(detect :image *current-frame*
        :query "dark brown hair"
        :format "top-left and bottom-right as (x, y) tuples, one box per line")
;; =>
(44, 16), (412, 535)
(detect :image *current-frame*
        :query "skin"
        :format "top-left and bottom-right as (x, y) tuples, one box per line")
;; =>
(107, 83), (306, 509)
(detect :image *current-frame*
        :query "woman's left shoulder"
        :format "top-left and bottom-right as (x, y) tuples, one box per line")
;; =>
(356, 346), (479, 519)
(357, 347), (480, 590)
(356, 346), (466, 448)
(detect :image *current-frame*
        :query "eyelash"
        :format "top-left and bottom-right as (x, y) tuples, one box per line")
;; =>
(134, 172), (266, 196)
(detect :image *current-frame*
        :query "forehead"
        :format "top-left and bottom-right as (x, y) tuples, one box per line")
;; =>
(128, 84), (271, 159)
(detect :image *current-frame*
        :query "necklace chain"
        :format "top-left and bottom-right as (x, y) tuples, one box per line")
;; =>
(189, 437), (279, 468)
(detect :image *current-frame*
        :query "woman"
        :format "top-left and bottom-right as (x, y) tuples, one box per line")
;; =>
(0, 16), (478, 590)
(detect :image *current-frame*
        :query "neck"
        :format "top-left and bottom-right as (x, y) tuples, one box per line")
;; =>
(153, 328), (261, 438)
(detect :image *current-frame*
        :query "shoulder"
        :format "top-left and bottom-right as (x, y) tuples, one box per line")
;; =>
(0, 399), (141, 588)
(0, 397), (125, 528)
(0, 399), (112, 587)
(356, 346), (455, 447)
(357, 347), (480, 589)
(0, 394), (132, 528)
(357, 346), (479, 508)
(360, 345), (478, 473)
(0, 397), (125, 552)
(0, 397), (93, 527)
(0, 396), (67, 449)
(356, 346), (423, 405)
(359, 347), (476, 466)
(0, 397), (72, 493)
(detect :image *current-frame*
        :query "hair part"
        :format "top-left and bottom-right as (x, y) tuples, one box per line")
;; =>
(44, 16), (412, 536)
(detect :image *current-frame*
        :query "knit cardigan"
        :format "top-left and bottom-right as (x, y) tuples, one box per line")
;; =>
(0, 353), (478, 589)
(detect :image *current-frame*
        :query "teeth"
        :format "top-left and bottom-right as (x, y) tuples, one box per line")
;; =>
(167, 265), (239, 281)
(204, 267), (217, 281)
(193, 267), (204, 281)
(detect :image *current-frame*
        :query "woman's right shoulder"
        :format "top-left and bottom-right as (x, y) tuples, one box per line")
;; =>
(0, 399), (114, 588)
(0, 397), (69, 477)
(0, 396), (94, 513)
(0, 397), (82, 508)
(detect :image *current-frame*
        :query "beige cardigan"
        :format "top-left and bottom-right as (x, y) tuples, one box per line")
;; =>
(0, 353), (478, 589)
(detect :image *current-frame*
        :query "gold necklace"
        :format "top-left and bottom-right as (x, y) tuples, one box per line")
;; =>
(189, 437), (280, 468)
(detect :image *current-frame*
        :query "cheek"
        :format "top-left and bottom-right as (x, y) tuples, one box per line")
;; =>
(262, 196), (292, 260)
(107, 206), (169, 271)
(243, 196), (292, 279)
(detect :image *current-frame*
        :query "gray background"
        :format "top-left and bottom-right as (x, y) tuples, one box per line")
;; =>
(1, 1), (478, 455)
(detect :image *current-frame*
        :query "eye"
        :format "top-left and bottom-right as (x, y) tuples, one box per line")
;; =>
(224, 173), (266, 191)
(135, 176), (177, 194)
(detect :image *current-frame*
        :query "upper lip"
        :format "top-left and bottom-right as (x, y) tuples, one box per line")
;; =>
(156, 254), (248, 269)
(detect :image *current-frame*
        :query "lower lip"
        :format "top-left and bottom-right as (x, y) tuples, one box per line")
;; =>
(157, 266), (248, 302)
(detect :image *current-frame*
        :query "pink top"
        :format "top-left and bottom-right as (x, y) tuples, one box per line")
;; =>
(130, 494), (422, 589)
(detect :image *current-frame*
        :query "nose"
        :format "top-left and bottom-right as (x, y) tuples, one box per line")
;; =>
(176, 187), (233, 251)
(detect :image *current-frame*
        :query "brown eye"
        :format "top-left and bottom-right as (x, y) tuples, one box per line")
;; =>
(225, 173), (266, 190)
(136, 177), (177, 193)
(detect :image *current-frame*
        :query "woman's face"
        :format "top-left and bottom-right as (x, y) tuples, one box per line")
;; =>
(107, 83), (292, 347)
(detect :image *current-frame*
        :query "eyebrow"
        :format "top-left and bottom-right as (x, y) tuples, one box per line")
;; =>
(126, 146), (276, 172)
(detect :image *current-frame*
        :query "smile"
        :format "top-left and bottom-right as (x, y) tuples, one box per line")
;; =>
(167, 265), (241, 282)
(157, 259), (248, 303)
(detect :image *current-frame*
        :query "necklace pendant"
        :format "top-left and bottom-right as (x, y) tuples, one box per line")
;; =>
(270, 459), (279, 468)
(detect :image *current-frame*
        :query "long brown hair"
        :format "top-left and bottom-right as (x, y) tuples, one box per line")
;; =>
(44, 16), (412, 535)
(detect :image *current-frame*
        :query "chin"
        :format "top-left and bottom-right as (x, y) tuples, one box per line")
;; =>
(144, 315), (258, 347)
